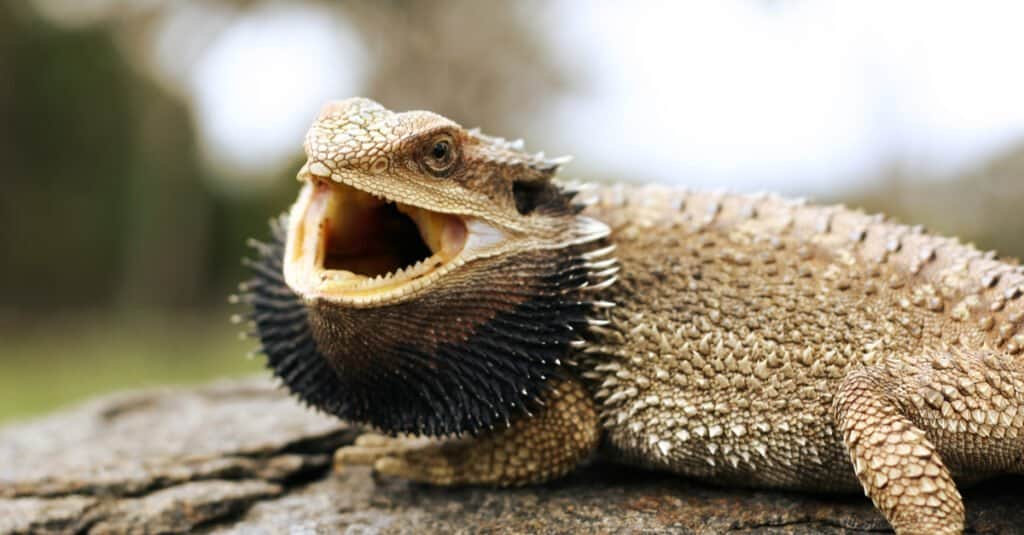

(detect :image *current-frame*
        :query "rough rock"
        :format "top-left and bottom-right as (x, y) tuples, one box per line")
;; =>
(2, 378), (1022, 534)
(0, 379), (351, 534)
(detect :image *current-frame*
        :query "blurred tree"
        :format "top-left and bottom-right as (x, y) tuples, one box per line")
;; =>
(340, 0), (575, 137)
(0, 2), (262, 313)
(116, 77), (211, 308)
(1, 1), (134, 311)
(0, 0), (576, 317)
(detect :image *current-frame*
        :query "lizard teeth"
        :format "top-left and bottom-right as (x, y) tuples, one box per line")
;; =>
(285, 179), (479, 304)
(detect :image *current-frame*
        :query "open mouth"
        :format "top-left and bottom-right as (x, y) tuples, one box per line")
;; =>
(284, 179), (469, 304)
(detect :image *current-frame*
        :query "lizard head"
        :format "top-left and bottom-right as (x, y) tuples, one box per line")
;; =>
(284, 97), (604, 304)
(242, 98), (616, 436)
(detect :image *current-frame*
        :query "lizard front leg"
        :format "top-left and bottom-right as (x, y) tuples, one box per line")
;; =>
(335, 378), (600, 486)
(834, 366), (964, 535)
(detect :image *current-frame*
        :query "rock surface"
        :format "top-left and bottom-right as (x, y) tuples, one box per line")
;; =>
(2, 378), (1022, 534)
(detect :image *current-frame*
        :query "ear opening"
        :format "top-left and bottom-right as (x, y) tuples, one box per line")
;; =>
(513, 179), (555, 215)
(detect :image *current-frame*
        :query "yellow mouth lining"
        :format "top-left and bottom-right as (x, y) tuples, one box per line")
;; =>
(284, 180), (468, 303)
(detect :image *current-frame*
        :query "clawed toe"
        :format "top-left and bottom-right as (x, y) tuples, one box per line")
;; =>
(334, 433), (439, 473)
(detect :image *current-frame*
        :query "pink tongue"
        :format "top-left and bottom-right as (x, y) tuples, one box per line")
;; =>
(439, 214), (467, 257)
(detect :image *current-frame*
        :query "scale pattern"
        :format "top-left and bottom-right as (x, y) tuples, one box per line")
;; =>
(578, 185), (1024, 534)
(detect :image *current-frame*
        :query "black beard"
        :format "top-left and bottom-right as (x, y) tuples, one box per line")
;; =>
(239, 214), (615, 437)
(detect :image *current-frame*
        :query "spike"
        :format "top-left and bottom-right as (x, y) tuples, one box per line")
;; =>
(582, 244), (617, 259)
(592, 266), (621, 279)
(585, 276), (619, 292)
(584, 258), (618, 270)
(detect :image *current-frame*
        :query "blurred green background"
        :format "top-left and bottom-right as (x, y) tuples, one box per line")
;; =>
(2, 0), (1024, 423)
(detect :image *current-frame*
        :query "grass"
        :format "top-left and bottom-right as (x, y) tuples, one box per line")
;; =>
(0, 310), (265, 423)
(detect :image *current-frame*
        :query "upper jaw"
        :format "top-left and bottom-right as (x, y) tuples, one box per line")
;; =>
(296, 161), (399, 205)
(283, 165), (504, 307)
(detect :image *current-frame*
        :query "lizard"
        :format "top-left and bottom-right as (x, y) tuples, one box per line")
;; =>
(238, 97), (1024, 535)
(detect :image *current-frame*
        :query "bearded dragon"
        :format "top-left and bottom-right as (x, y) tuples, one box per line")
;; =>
(240, 98), (1024, 535)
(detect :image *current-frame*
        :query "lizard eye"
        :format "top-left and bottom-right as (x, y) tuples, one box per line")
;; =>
(431, 141), (449, 160)
(421, 135), (457, 176)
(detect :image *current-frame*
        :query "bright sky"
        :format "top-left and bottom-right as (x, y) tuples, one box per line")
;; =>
(184, 1), (1024, 196)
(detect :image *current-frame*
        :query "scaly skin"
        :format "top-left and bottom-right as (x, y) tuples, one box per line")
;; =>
(580, 186), (1024, 534)
(243, 98), (1024, 535)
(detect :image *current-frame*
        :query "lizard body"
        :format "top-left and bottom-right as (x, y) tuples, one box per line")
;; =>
(585, 185), (1024, 519)
(241, 98), (1024, 535)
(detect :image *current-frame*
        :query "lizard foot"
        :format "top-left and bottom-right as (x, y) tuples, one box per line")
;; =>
(333, 379), (600, 487)
(334, 433), (468, 486)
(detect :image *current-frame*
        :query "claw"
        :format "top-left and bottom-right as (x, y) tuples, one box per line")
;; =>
(334, 433), (439, 476)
